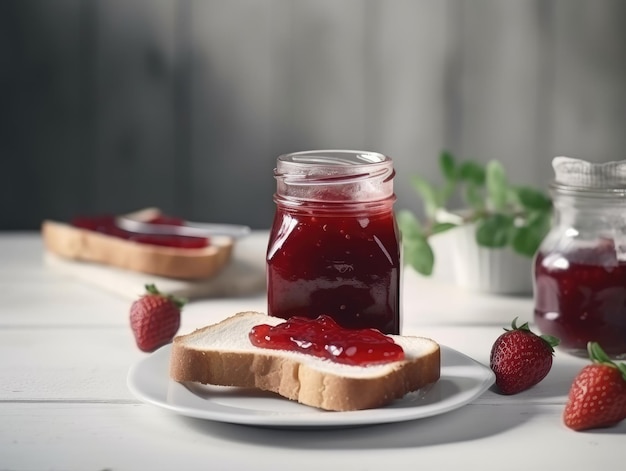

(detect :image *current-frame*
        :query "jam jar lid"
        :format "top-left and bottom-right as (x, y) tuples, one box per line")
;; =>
(553, 156), (626, 191)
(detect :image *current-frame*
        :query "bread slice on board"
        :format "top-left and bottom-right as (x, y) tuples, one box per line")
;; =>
(169, 312), (441, 411)
(41, 208), (233, 280)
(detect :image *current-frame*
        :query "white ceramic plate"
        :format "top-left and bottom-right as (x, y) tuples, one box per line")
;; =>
(127, 344), (494, 428)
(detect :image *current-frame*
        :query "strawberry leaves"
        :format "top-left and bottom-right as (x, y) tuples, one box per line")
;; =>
(587, 341), (626, 381)
(504, 317), (560, 352)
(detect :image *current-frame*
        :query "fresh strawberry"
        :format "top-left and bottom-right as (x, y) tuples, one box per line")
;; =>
(130, 284), (185, 352)
(563, 342), (626, 431)
(490, 318), (559, 395)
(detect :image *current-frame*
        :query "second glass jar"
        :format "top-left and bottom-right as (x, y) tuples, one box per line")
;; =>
(534, 157), (626, 359)
(266, 150), (401, 334)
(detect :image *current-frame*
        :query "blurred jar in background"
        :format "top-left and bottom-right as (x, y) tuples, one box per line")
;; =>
(534, 157), (626, 359)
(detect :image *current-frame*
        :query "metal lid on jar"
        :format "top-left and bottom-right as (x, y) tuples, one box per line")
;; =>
(553, 156), (626, 190)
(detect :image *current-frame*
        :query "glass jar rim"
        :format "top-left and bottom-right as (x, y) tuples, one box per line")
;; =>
(551, 181), (626, 199)
(275, 150), (394, 186)
(278, 149), (390, 166)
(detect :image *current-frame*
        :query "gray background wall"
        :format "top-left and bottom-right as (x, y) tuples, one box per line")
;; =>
(2, 0), (625, 230)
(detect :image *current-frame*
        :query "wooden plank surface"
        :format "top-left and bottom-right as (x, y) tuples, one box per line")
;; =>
(4, 402), (623, 471)
(2, 232), (626, 470)
(2, 1), (626, 230)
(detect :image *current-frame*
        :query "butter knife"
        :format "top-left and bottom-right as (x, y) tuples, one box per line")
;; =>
(115, 216), (251, 239)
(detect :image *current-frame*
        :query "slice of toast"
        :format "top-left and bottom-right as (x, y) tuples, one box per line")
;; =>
(41, 208), (233, 280)
(169, 312), (441, 411)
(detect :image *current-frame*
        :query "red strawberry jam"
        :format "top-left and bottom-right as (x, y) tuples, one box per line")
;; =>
(71, 214), (209, 249)
(534, 244), (626, 358)
(249, 315), (404, 366)
(267, 208), (400, 334)
(268, 150), (401, 334)
(147, 215), (186, 226)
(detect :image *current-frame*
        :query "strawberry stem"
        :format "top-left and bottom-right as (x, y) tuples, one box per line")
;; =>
(145, 284), (160, 296)
(506, 317), (530, 332)
(540, 334), (560, 349)
(505, 317), (560, 351)
(587, 342), (626, 382)
(144, 283), (186, 310)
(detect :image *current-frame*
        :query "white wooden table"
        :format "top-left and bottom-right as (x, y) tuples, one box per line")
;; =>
(1, 231), (623, 471)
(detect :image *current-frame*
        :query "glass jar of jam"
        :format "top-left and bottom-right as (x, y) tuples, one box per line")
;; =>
(267, 150), (401, 334)
(534, 157), (626, 359)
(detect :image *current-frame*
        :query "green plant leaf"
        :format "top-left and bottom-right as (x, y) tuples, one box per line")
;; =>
(437, 151), (458, 205)
(410, 175), (440, 218)
(458, 160), (486, 209)
(404, 150), (553, 273)
(403, 234), (435, 276)
(458, 160), (486, 186)
(506, 187), (521, 207)
(525, 209), (552, 230)
(396, 209), (424, 239)
(464, 181), (485, 211)
(511, 211), (551, 257)
(430, 222), (457, 235)
(475, 214), (514, 248)
(396, 210), (435, 276)
(439, 151), (456, 182)
(516, 186), (552, 211)
(485, 160), (508, 211)
(511, 226), (542, 257)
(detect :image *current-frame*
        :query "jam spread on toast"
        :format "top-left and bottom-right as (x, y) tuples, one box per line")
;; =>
(249, 315), (404, 366)
(71, 214), (209, 249)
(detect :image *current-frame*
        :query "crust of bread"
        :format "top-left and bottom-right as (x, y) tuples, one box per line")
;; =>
(41, 209), (233, 280)
(169, 312), (441, 411)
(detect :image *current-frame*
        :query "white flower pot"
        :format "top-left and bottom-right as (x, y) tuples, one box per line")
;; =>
(429, 224), (533, 295)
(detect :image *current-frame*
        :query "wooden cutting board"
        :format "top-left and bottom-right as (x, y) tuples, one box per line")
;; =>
(44, 232), (268, 300)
